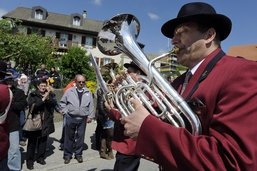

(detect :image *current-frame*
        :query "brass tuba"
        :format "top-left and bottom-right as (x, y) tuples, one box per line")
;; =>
(97, 14), (202, 135)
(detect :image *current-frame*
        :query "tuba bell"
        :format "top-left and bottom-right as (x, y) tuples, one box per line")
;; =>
(97, 14), (202, 135)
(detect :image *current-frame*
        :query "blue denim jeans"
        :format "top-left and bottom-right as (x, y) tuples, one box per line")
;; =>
(8, 131), (21, 171)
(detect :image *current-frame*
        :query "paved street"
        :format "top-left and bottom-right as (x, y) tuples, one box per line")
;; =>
(20, 121), (159, 171)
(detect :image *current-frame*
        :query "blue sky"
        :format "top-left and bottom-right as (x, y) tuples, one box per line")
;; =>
(0, 0), (257, 54)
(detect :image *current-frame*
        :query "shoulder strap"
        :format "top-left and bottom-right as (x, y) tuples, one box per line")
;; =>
(185, 50), (225, 100)
(28, 103), (35, 115)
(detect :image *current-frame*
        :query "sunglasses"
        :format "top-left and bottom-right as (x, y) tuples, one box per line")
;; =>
(77, 81), (85, 84)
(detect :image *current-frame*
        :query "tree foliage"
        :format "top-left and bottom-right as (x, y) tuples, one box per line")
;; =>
(60, 47), (96, 85)
(0, 19), (14, 33)
(0, 19), (97, 90)
(0, 19), (55, 74)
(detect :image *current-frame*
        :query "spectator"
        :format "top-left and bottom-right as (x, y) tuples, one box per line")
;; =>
(0, 61), (13, 171)
(17, 73), (30, 146)
(6, 61), (20, 80)
(96, 88), (114, 160)
(24, 79), (56, 170)
(63, 80), (76, 92)
(34, 64), (49, 82)
(58, 78), (76, 151)
(17, 73), (30, 96)
(59, 74), (94, 164)
(49, 67), (61, 89)
(5, 74), (27, 171)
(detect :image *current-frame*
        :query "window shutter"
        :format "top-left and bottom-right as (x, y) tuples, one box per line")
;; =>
(56, 32), (60, 39)
(41, 30), (45, 37)
(27, 28), (32, 34)
(81, 36), (86, 45)
(93, 37), (96, 46)
(68, 34), (72, 41)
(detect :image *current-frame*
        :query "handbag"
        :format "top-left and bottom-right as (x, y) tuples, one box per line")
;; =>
(23, 104), (43, 131)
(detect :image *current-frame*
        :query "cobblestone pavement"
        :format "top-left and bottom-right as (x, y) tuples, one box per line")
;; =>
(21, 121), (159, 171)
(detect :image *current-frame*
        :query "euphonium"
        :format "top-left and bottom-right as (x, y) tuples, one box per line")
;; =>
(97, 14), (202, 135)
(88, 53), (127, 102)
(88, 53), (115, 102)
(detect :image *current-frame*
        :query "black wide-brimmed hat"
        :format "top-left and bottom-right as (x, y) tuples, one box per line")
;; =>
(124, 61), (146, 75)
(124, 61), (139, 70)
(161, 2), (232, 41)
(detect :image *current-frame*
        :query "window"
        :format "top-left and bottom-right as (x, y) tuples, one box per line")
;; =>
(56, 32), (60, 39)
(32, 6), (47, 20)
(81, 36), (86, 45)
(35, 9), (43, 20)
(103, 58), (111, 65)
(85, 36), (93, 46)
(82, 36), (96, 47)
(40, 30), (45, 37)
(68, 34), (72, 41)
(73, 16), (81, 26)
(27, 28), (32, 34)
(99, 58), (115, 66)
(27, 27), (45, 36)
(59, 33), (68, 47)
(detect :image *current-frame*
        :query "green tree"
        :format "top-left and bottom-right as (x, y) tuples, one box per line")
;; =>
(60, 47), (96, 85)
(0, 19), (55, 74)
(0, 19), (14, 33)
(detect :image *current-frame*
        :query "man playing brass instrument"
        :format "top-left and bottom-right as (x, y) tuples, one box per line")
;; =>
(121, 2), (257, 171)
(104, 61), (147, 171)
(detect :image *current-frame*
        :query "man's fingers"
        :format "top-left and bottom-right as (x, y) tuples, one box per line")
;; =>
(130, 98), (142, 110)
(123, 128), (137, 139)
(124, 129), (130, 136)
(120, 117), (125, 125)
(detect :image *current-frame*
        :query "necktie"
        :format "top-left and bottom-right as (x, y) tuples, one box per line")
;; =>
(180, 71), (192, 94)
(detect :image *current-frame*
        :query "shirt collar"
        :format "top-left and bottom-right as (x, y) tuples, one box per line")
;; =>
(76, 87), (85, 92)
(190, 59), (205, 75)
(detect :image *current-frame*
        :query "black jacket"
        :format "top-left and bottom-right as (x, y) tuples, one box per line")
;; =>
(7, 87), (27, 132)
(96, 89), (110, 125)
(27, 90), (56, 136)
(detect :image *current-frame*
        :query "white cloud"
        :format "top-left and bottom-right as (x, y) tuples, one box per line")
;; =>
(147, 12), (159, 21)
(93, 0), (102, 6)
(0, 8), (8, 18)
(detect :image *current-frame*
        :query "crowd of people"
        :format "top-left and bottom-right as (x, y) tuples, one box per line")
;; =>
(33, 64), (62, 89)
(1, 2), (257, 171)
(0, 62), (64, 170)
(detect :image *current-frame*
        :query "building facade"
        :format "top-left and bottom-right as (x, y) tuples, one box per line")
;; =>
(2, 6), (133, 68)
(2, 6), (181, 79)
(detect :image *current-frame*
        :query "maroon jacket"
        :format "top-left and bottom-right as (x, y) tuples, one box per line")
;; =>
(135, 49), (257, 171)
(109, 108), (137, 155)
(0, 84), (11, 160)
(0, 121), (9, 160)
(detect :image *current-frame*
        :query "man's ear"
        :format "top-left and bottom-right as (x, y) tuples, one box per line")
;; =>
(204, 28), (216, 43)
